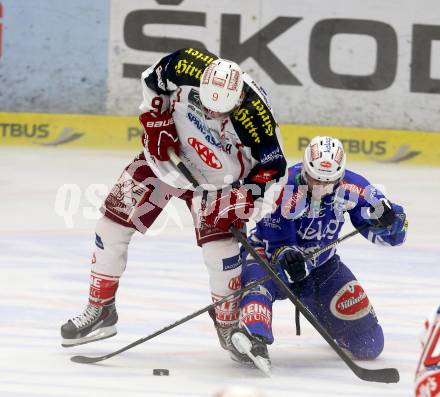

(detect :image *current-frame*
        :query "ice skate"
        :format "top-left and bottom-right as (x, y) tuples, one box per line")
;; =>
(61, 302), (118, 347)
(208, 308), (252, 364)
(231, 328), (271, 376)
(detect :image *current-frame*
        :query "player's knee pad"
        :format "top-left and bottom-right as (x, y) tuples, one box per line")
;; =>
(337, 323), (384, 360)
(241, 258), (279, 298)
(202, 238), (241, 327)
(92, 215), (135, 277)
(241, 258), (267, 286)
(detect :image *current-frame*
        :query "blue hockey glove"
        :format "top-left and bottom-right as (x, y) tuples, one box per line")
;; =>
(367, 198), (406, 236)
(272, 246), (309, 284)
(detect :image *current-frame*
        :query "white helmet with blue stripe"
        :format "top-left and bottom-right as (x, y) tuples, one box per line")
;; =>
(302, 136), (346, 182)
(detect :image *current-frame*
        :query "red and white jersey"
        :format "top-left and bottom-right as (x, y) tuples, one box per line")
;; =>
(140, 78), (255, 190)
(415, 307), (440, 397)
(138, 48), (288, 217)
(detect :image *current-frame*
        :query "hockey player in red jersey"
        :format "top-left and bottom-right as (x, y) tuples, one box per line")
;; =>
(60, 48), (287, 359)
(415, 306), (440, 397)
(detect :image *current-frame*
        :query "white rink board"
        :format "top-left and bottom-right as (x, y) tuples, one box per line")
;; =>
(1, 147), (439, 397)
(107, 0), (440, 130)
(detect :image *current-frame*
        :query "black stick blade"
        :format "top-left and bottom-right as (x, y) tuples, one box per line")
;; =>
(71, 354), (108, 364)
(356, 367), (400, 383)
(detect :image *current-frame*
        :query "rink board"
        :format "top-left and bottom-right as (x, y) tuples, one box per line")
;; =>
(0, 111), (439, 165)
(2, 0), (440, 131)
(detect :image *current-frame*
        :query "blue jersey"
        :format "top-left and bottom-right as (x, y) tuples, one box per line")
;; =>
(248, 163), (407, 270)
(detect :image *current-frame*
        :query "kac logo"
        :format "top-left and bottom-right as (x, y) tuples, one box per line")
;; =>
(187, 137), (223, 169)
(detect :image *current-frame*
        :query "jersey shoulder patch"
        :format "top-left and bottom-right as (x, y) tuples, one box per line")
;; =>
(287, 164), (302, 185)
(145, 47), (218, 93)
(338, 169), (372, 199)
(230, 80), (277, 147)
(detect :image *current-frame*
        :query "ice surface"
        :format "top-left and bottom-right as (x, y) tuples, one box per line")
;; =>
(1, 147), (439, 397)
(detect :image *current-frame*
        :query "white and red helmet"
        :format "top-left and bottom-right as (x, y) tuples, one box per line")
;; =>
(199, 58), (244, 114)
(302, 136), (346, 182)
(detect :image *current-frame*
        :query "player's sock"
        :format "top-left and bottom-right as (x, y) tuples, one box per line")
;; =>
(88, 271), (120, 306)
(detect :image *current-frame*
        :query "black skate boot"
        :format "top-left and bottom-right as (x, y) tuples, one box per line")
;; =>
(231, 328), (271, 375)
(208, 308), (251, 364)
(61, 302), (118, 347)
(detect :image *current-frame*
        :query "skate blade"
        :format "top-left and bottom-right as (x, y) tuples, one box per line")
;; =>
(229, 350), (253, 365)
(62, 326), (117, 347)
(231, 332), (271, 376)
(252, 355), (271, 376)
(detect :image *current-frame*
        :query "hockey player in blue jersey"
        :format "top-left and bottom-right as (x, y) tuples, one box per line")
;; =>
(228, 136), (408, 374)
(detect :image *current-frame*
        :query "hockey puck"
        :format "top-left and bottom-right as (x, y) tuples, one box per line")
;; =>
(153, 369), (169, 376)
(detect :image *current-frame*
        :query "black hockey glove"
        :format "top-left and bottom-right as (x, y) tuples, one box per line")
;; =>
(272, 246), (308, 284)
(367, 198), (406, 236)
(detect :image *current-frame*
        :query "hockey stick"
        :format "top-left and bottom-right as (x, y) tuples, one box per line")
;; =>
(71, 153), (399, 383)
(166, 152), (399, 384)
(70, 216), (366, 365)
(70, 226), (365, 365)
(228, 226), (400, 383)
